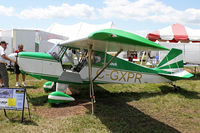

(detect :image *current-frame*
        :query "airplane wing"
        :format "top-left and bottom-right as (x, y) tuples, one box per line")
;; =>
(60, 29), (169, 52)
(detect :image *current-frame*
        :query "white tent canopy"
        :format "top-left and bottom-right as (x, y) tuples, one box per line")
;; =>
(46, 21), (117, 41)
(35, 30), (68, 41)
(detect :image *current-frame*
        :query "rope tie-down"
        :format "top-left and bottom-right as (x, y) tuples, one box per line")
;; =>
(88, 43), (122, 114)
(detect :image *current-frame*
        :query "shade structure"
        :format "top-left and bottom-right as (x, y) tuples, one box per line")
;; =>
(47, 21), (116, 41)
(147, 23), (200, 43)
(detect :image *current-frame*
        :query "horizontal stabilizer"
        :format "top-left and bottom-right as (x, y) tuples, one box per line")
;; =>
(156, 48), (193, 80)
(159, 70), (193, 81)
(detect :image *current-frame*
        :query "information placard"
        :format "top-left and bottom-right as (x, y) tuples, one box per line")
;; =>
(0, 88), (26, 111)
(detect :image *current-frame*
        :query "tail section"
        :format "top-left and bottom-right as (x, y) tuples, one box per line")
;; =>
(156, 48), (193, 81)
(157, 48), (183, 73)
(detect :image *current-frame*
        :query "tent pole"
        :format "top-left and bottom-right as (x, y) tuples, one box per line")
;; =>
(88, 44), (94, 114)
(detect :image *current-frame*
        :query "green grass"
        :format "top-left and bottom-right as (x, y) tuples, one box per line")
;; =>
(0, 72), (200, 133)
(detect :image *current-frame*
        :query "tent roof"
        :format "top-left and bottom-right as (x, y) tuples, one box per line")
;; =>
(46, 21), (116, 41)
(147, 23), (200, 43)
(35, 30), (68, 41)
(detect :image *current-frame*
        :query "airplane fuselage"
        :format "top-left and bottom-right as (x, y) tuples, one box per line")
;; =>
(17, 52), (171, 84)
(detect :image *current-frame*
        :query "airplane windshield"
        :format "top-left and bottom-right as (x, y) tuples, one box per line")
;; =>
(49, 44), (105, 72)
(49, 44), (86, 72)
(49, 44), (66, 61)
(48, 43), (60, 54)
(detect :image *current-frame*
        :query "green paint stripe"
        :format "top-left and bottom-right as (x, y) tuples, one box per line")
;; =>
(24, 71), (58, 78)
(94, 51), (159, 74)
(20, 56), (58, 62)
(158, 48), (182, 67)
(159, 60), (184, 69)
(93, 66), (159, 75)
(48, 99), (71, 104)
(25, 71), (79, 84)
(18, 52), (56, 61)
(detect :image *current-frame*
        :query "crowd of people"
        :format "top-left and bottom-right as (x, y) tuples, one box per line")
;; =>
(0, 41), (26, 88)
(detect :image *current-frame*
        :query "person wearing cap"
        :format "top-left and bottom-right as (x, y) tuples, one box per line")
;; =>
(14, 44), (26, 87)
(0, 41), (15, 87)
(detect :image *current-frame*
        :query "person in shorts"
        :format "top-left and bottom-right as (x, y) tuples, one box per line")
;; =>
(14, 44), (26, 87)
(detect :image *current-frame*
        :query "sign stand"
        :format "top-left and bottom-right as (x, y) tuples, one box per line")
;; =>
(21, 88), (25, 122)
(4, 109), (7, 117)
(0, 88), (31, 123)
(21, 90), (31, 122)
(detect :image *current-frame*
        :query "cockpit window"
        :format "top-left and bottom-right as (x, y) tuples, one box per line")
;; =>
(49, 44), (88, 72)
(49, 44), (66, 61)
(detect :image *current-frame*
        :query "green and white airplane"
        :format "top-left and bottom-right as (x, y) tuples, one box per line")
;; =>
(16, 29), (193, 109)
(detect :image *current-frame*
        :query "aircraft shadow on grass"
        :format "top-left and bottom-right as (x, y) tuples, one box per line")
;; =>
(25, 84), (200, 132)
(8, 119), (38, 126)
(79, 84), (182, 133)
(89, 85), (199, 133)
(27, 94), (49, 106)
(159, 85), (200, 99)
(24, 86), (38, 89)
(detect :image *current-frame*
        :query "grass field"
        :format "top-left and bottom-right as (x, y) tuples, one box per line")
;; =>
(0, 72), (200, 133)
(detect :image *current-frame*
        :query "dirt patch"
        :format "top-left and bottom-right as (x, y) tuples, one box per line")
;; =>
(35, 100), (91, 118)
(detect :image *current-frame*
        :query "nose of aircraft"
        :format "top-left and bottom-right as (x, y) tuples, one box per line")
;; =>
(16, 51), (56, 74)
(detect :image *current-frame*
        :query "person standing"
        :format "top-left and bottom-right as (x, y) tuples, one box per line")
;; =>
(0, 41), (15, 87)
(14, 44), (26, 87)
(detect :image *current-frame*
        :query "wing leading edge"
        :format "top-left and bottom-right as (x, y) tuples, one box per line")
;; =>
(61, 29), (169, 52)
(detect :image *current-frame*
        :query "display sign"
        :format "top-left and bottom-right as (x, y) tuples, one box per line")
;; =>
(0, 88), (26, 111)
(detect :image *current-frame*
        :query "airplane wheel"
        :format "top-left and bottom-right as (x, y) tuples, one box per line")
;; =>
(48, 91), (75, 104)
(43, 81), (56, 92)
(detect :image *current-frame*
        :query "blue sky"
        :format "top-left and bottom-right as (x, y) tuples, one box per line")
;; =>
(0, 0), (200, 36)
